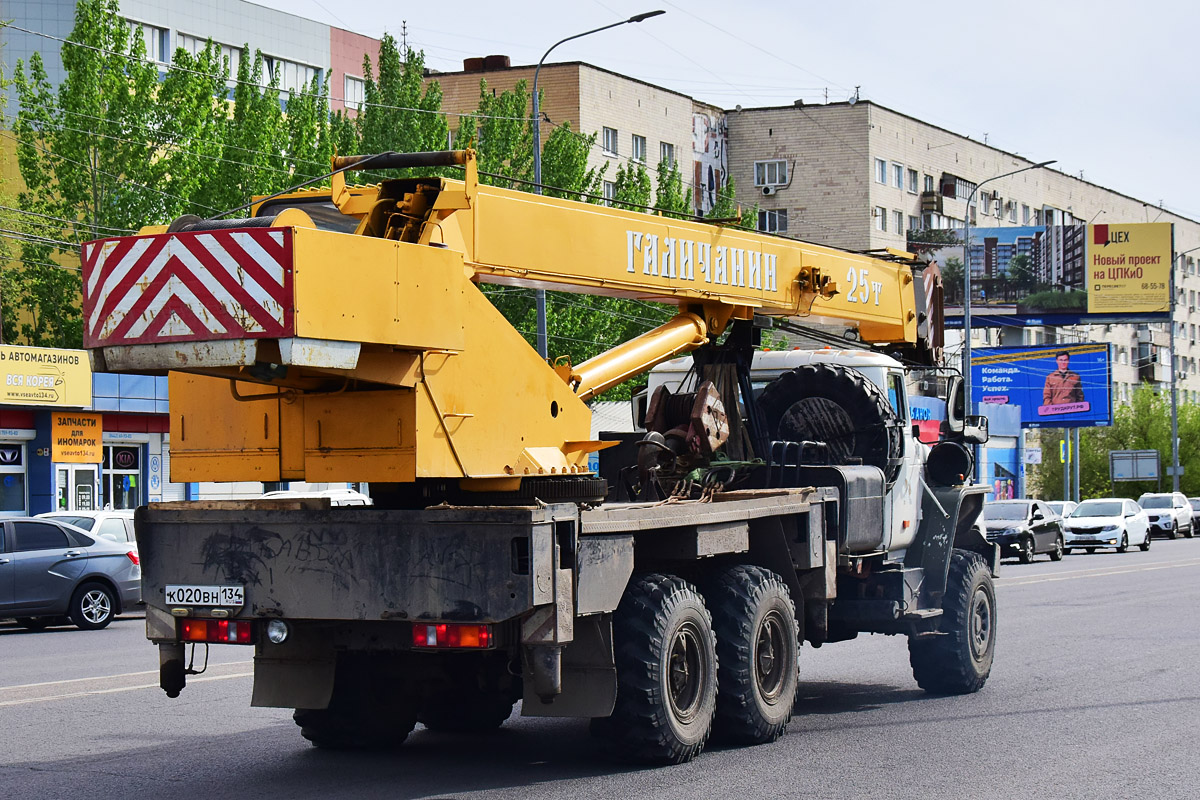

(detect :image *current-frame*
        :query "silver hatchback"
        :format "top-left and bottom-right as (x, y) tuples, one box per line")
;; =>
(0, 517), (141, 631)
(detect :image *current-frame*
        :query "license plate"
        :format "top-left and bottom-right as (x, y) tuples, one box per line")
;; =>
(165, 584), (244, 607)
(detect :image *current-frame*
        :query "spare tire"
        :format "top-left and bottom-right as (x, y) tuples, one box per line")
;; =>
(756, 362), (903, 485)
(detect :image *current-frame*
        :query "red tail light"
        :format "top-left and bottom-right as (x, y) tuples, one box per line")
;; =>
(412, 623), (492, 649)
(180, 619), (253, 644)
(125, 550), (140, 566)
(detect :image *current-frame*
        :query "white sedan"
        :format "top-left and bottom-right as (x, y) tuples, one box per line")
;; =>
(1063, 498), (1151, 553)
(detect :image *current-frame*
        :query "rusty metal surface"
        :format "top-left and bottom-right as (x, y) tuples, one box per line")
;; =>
(580, 489), (820, 534)
(136, 504), (578, 624)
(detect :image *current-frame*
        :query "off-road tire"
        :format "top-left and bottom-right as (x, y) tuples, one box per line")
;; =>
(756, 363), (903, 485)
(69, 582), (115, 630)
(909, 550), (996, 695)
(707, 565), (799, 745)
(598, 573), (718, 764)
(294, 655), (417, 749)
(1117, 534), (1129, 553)
(1049, 535), (1065, 561)
(1018, 536), (1035, 564)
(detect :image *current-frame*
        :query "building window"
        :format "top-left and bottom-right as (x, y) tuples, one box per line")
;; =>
(758, 209), (788, 234)
(978, 191), (990, 216)
(344, 75), (365, 111)
(1022, 204), (1031, 224)
(875, 158), (887, 184)
(103, 445), (141, 510)
(892, 163), (904, 189)
(603, 180), (616, 206)
(893, 210), (904, 233)
(263, 55), (319, 94)
(602, 127), (618, 156)
(631, 134), (647, 163)
(0, 443), (26, 514)
(1008, 201), (1017, 223)
(754, 160), (788, 187)
(128, 20), (169, 64)
(1034, 209), (1043, 225)
(874, 207), (887, 232)
(659, 141), (675, 167)
(908, 215), (920, 231)
(924, 174), (935, 192)
(906, 168), (918, 194)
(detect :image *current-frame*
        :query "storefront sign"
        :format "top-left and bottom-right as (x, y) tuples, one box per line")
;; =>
(52, 412), (102, 463)
(0, 345), (91, 407)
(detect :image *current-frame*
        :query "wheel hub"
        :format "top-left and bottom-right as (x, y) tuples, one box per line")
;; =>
(969, 588), (992, 661)
(81, 590), (111, 624)
(667, 622), (704, 723)
(755, 611), (787, 702)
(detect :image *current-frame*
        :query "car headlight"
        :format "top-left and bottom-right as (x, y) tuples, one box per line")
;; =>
(1101, 524), (1119, 532)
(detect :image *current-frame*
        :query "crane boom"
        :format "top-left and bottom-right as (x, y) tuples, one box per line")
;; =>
(80, 149), (932, 488)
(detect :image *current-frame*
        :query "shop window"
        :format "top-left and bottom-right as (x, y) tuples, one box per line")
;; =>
(103, 445), (142, 510)
(0, 443), (26, 515)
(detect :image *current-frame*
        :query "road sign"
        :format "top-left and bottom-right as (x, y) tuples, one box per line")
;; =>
(1110, 450), (1160, 481)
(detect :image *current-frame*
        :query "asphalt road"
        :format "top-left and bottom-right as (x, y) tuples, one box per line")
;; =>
(3, 539), (1200, 800)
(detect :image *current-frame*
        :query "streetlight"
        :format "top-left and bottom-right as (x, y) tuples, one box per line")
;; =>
(530, 10), (666, 358)
(960, 160), (1056, 473)
(1170, 243), (1200, 491)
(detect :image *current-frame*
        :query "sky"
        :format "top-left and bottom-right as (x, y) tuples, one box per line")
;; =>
(253, 0), (1200, 221)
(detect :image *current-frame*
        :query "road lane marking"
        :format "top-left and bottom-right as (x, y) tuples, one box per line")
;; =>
(0, 660), (253, 692)
(1000, 559), (1200, 586)
(0, 670), (253, 707)
(997, 556), (1200, 582)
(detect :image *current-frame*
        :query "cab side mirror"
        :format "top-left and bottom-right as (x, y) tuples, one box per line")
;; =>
(946, 375), (965, 434)
(962, 414), (989, 445)
(1031, 509), (1044, 520)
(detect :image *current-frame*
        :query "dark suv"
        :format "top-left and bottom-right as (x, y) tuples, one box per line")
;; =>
(983, 499), (1066, 563)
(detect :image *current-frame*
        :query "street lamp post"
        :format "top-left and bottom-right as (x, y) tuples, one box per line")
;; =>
(529, 10), (665, 358)
(960, 160), (1055, 478)
(1170, 243), (1200, 491)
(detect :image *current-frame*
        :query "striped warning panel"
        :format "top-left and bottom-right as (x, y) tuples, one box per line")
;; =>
(81, 228), (295, 347)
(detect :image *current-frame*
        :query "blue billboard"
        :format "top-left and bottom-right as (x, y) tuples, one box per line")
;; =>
(971, 343), (1112, 429)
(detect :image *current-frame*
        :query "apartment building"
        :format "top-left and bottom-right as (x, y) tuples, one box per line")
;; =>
(0, 0), (380, 117)
(427, 59), (728, 213)
(726, 100), (1200, 407)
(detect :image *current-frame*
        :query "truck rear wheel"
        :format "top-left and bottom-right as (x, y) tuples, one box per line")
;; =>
(599, 573), (717, 764)
(293, 654), (416, 749)
(708, 565), (798, 745)
(908, 550), (996, 695)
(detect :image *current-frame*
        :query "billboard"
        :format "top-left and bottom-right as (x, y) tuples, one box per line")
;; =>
(971, 343), (1112, 429)
(939, 222), (1172, 328)
(0, 345), (92, 408)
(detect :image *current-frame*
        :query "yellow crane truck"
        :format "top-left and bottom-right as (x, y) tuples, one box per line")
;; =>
(80, 149), (994, 764)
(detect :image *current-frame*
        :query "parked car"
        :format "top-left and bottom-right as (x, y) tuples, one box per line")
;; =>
(36, 510), (137, 554)
(983, 499), (1066, 563)
(1189, 498), (1200, 530)
(0, 517), (141, 631)
(1063, 498), (1151, 553)
(1137, 492), (1194, 539)
(1047, 501), (1078, 518)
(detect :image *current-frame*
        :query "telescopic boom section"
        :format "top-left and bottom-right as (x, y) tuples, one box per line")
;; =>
(79, 149), (922, 488)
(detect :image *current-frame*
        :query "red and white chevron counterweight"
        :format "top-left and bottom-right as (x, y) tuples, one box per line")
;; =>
(81, 228), (295, 348)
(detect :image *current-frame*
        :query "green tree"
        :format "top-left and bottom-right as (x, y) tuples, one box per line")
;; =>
(358, 37), (448, 180)
(612, 161), (651, 212)
(284, 74), (333, 186)
(941, 256), (965, 304)
(1007, 253), (1035, 288)
(705, 176), (755, 230)
(223, 47), (287, 204)
(907, 227), (960, 256)
(455, 79), (532, 188)
(539, 123), (605, 202)
(653, 157), (690, 219)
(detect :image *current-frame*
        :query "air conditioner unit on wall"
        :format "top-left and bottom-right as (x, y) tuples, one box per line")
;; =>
(762, 186), (776, 196)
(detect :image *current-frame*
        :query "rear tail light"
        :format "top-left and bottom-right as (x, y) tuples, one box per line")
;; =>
(125, 551), (139, 566)
(412, 623), (492, 649)
(180, 619), (253, 644)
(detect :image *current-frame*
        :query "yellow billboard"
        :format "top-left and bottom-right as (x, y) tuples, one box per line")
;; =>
(1086, 223), (1172, 314)
(0, 345), (91, 407)
(52, 412), (102, 463)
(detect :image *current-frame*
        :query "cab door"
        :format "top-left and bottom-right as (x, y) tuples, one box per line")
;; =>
(1031, 501), (1058, 551)
(10, 520), (87, 614)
